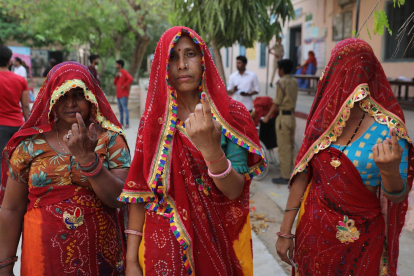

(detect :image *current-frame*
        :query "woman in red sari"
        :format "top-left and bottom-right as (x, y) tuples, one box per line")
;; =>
(276, 38), (413, 276)
(0, 62), (129, 275)
(118, 27), (265, 276)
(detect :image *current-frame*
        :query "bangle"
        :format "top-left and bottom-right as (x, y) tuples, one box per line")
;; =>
(276, 232), (295, 239)
(79, 152), (99, 171)
(82, 157), (103, 178)
(382, 178), (407, 197)
(285, 207), (300, 212)
(208, 159), (232, 180)
(125, 229), (143, 236)
(0, 256), (18, 268)
(205, 151), (225, 166)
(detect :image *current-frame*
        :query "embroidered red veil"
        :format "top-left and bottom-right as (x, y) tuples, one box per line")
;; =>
(0, 61), (124, 204)
(291, 38), (413, 275)
(118, 27), (265, 275)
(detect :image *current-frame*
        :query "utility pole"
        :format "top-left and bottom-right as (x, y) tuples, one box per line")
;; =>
(355, 0), (361, 31)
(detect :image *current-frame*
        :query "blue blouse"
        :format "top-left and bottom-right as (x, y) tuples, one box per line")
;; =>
(330, 121), (409, 186)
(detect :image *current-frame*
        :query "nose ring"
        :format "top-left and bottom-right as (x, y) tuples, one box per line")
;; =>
(185, 64), (188, 67)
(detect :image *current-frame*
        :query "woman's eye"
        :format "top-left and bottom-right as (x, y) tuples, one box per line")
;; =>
(187, 52), (196, 57)
(76, 92), (84, 97)
(169, 54), (178, 61)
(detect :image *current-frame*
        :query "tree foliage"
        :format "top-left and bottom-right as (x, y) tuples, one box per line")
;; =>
(172, 0), (294, 48)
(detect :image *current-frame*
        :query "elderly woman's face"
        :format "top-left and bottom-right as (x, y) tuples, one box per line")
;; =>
(168, 35), (203, 94)
(54, 88), (91, 125)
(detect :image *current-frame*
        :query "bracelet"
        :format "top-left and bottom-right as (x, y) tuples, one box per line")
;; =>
(382, 178), (407, 197)
(82, 157), (103, 178)
(79, 152), (99, 171)
(276, 232), (295, 239)
(208, 159), (232, 180)
(125, 229), (143, 236)
(0, 256), (18, 268)
(205, 151), (226, 166)
(285, 207), (300, 212)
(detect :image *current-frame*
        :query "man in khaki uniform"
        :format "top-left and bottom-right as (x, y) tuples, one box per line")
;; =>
(269, 37), (284, 87)
(263, 59), (298, 184)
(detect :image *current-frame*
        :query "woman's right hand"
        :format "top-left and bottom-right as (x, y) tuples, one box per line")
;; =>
(125, 261), (143, 276)
(276, 237), (295, 265)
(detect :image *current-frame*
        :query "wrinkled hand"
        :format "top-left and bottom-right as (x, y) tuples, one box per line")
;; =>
(64, 113), (99, 165)
(372, 128), (402, 176)
(185, 92), (222, 159)
(276, 236), (295, 265)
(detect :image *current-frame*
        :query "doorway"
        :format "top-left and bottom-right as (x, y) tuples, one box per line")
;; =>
(289, 26), (302, 73)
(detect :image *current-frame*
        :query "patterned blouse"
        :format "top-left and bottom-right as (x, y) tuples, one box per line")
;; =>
(330, 121), (409, 186)
(8, 129), (131, 188)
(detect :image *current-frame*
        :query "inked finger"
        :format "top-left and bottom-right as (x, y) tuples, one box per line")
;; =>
(390, 128), (399, 151)
(76, 113), (87, 135)
(194, 104), (204, 126)
(201, 92), (213, 124)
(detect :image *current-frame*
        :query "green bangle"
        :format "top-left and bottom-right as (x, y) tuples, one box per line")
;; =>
(381, 178), (407, 197)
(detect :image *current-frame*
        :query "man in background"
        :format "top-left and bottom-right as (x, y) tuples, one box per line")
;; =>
(114, 59), (133, 129)
(12, 57), (27, 80)
(262, 59), (298, 184)
(42, 58), (57, 77)
(0, 46), (30, 181)
(227, 55), (259, 112)
(269, 37), (284, 87)
(88, 54), (101, 86)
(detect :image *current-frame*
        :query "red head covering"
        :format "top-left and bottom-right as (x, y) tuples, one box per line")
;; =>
(292, 38), (413, 275)
(118, 27), (265, 275)
(120, 26), (264, 199)
(1, 61), (124, 204)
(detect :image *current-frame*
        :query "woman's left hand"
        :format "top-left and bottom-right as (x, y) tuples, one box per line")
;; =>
(185, 92), (223, 160)
(65, 113), (99, 165)
(373, 128), (403, 176)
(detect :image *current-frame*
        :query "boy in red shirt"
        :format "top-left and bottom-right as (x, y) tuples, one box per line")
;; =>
(0, 45), (30, 181)
(114, 60), (133, 128)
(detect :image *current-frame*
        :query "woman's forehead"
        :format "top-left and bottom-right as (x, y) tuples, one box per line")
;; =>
(173, 35), (198, 50)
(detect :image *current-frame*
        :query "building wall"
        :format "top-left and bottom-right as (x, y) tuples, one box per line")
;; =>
(220, 0), (414, 98)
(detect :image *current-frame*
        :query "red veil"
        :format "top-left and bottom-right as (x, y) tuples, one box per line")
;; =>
(292, 38), (413, 275)
(118, 27), (265, 275)
(0, 61), (124, 204)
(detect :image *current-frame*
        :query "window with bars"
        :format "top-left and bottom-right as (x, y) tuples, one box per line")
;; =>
(384, 1), (414, 60)
(239, 45), (246, 56)
(259, 43), (266, 68)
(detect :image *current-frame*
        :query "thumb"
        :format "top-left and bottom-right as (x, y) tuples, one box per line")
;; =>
(213, 120), (222, 133)
(89, 123), (98, 141)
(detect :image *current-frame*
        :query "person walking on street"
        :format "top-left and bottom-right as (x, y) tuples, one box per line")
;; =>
(114, 60), (133, 129)
(269, 37), (284, 87)
(227, 56), (259, 112)
(42, 58), (57, 77)
(0, 46), (30, 182)
(263, 59), (298, 184)
(88, 54), (101, 86)
(12, 57), (27, 80)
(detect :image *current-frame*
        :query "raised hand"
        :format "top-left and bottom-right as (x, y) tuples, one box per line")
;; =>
(64, 113), (99, 165)
(185, 92), (223, 160)
(372, 128), (403, 176)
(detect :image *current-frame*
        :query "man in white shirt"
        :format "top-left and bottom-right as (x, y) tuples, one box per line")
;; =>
(227, 56), (259, 112)
(12, 57), (27, 80)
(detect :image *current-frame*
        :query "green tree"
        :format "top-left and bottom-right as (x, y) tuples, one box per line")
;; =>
(115, 0), (171, 78)
(172, 0), (295, 83)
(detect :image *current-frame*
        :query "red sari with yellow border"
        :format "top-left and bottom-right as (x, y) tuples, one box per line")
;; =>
(118, 27), (266, 276)
(290, 39), (413, 276)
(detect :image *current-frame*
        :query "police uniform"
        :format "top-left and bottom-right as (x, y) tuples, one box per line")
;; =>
(274, 75), (298, 179)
